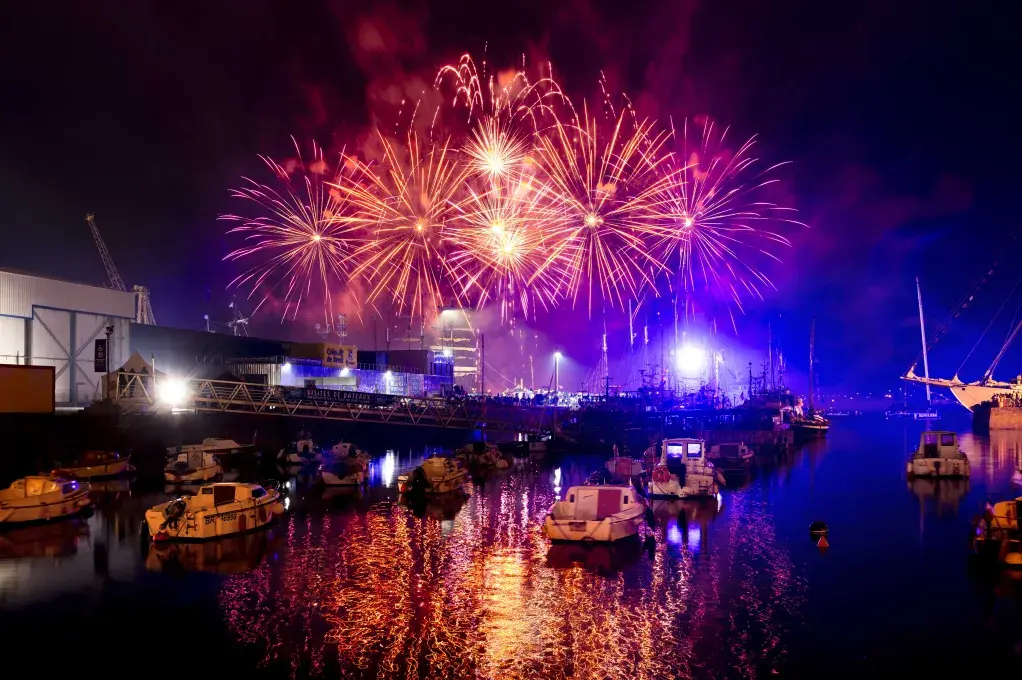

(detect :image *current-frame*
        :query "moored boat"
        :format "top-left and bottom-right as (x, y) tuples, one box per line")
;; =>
(53, 450), (133, 479)
(165, 451), (223, 484)
(973, 497), (1019, 554)
(647, 438), (723, 499)
(544, 484), (645, 542)
(167, 438), (254, 457)
(398, 456), (468, 495)
(707, 442), (755, 471)
(318, 457), (368, 486)
(330, 441), (370, 465)
(906, 431), (970, 478)
(144, 481), (285, 541)
(455, 442), (507, 468)
(604, 456), (644, 478)
(0, 476), (92, 525)
(278, 438), (323, 465)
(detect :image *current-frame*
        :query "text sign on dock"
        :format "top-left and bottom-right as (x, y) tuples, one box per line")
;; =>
(291, 387), (393, 407)
(93, 339), (107, 373)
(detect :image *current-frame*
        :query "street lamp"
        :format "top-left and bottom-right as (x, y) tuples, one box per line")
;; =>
(553, 352), (563, 396)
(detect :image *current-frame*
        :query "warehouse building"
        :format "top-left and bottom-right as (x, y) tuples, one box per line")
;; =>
(0, 269), (133, 406)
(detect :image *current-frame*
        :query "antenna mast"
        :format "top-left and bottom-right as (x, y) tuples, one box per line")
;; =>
(915, 276), (931, 403)
(809, 319), (816, 412)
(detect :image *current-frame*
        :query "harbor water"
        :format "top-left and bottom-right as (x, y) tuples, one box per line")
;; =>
(1, 417), (1021, 678)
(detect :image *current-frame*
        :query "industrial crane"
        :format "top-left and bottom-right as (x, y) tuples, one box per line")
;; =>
(85, 213), (156, 325)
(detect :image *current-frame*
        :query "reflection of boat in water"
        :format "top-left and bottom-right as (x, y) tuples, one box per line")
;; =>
(545, 537), (645, 574)
(544, 485), (645, 542)
(53, 451), (133, 479)
(0, 476), (92, 525)
(400, 488), (469, 520)
(145, 482), (285, 541)
(145, 530), (273, 574)
(650, 497), (722, 526)
(455, 442), (507, 468)
(908, 477), (970, 509)
(0, 518), (90, 558)
(89, 478), (132, 494)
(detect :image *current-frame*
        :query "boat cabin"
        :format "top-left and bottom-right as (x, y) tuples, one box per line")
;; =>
(662, 438), (707, 473)
(5, 476), (80, 498)
(191, 483), (269, 508)
(553, 485), (638, 521)
(916, 431), (962, 458)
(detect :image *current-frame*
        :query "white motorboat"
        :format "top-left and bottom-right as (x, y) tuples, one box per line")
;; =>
(278, 438), (323, 465)
(456, 442), (508, 468)
(906, 431), (970, 478)
(167, 438), (254, 457)
(165, 451), (223, 484)
(0, 476), (92, 525)
(604, 456), (644, 478)
(398, 456), (469, 495)
(53, 450), (133, 479)
(708, 442), (755, 471)
(145, 482), (285, 541)
(318, 457), (368, 486)
(648, 438), (723, 499)
(544, 485), (646, 542)
(330, 441), (370, 464)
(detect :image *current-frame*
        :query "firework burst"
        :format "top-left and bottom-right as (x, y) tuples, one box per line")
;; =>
(330, 130), (469, 319)
(530, 103), (676, 314)
(654, 118), (804, 318)
(446, 169), (566, 320)
(221, 140), (362, 323)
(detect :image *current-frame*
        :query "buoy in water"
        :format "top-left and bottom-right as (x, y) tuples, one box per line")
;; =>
(809, 521), (829, 536)
(816, 535), (830, 549)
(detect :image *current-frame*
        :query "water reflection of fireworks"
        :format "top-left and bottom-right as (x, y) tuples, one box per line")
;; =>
(219, 474), (805, 678)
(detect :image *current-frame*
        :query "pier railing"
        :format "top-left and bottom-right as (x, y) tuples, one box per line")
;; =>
(108, 372), (556, 433)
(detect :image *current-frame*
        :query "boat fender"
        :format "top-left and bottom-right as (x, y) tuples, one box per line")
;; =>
(809, 521), (829, 536)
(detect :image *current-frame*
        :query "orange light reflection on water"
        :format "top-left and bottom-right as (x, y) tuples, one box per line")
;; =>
(220, 471), (805, 679)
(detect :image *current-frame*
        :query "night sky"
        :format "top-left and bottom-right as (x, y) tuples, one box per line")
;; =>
(2, 0), (1019, 391)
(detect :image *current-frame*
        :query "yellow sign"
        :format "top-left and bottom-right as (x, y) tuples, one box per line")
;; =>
(323, 344), (357, 369)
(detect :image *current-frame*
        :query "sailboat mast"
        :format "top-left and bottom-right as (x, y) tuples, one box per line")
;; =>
(915, 276), (932, 403)
(768, 323), (774, 391)
(809, 319), (816, 412)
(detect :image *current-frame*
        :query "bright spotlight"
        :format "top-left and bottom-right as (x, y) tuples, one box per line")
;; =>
(442, 348), (453, 357)
(159, 378), (187, 407)
(675, 345), (706, 376)
(384, 370), (393, 378)
(554, 351), (563, 361)
(340, 367), (350, 377)
(282, 362), (291, 370)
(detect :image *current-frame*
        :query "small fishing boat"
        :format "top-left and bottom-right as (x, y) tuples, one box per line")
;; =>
(330, 441), (370, 465)
(544, 485), (646, 542)
(906, 431), (970, 478)
(318, 457), (368, 486)
(278, 438), (323, 465)
(707, 442), (755, 470)
(53, 450), (133, 479)
(647, 438), (724, 500)
(145, 481), (285, 541)
(0, 476), (92, 525)
(165, 451), (223, 484)
(167, 438), (254, 457)
(398, 456), (468, 495)
(604, 456), (644, 478)
(973, 497), (1019, 554)
(456, 442), (508, 468)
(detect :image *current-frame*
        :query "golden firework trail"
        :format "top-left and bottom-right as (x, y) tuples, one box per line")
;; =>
(654, 118), (805, 317)
(330, 130), (470, 319)
(530, 103), (676, 315)
(221, 139), (362, 324)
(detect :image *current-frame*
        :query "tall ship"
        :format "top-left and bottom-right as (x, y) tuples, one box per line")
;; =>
(903, 275), (1022, 411)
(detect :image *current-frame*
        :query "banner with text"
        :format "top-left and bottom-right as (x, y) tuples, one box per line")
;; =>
(323, 343), (358, 369)
(93, 338), (107, 373)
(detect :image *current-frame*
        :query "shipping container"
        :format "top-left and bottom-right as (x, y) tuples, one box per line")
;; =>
(0, 364), (55, 413)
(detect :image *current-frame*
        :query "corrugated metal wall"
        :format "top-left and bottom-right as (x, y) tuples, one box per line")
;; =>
(0, 270), (134, 405)
(0, 269), (135, 319)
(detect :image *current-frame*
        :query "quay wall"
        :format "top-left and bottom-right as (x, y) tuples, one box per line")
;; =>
(972, 404), (1022, 430)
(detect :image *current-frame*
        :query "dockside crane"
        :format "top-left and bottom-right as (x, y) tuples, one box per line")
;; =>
(85, 213), (156, 325)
